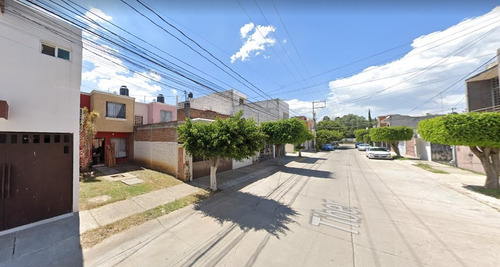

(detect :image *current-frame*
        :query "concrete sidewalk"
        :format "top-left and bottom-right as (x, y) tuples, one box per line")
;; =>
(0, 155), (297, 267)
(396, 158), (500, 211)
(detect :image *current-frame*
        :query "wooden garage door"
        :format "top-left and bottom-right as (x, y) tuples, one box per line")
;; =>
(0, 132), (73, 231)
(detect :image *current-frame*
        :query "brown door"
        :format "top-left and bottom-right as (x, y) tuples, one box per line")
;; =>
(0, 133), (73, 231)
(0, 133), (8, 230)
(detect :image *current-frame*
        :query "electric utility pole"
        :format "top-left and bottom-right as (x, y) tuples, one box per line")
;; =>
(312, 100), (326, 150)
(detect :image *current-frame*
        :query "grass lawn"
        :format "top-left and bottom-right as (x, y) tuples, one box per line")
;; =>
(80, 167), (183, 210)
(414, 163), (449, 174)
(464, 185), (500, 199)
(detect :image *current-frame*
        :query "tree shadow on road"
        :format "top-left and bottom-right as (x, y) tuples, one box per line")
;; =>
(194, 191), (299, 238)
(280, 166), (334, 179)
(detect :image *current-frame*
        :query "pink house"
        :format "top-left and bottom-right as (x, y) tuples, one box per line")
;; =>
(134, 94), (177, 125)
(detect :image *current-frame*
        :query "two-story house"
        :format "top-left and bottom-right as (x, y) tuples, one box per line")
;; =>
(80, 88), (135, 165)
(457, 50), (500, 173)
(178, 89), (290, 171)
(134, 94), (177, 126)
(0, 0), (82, 232)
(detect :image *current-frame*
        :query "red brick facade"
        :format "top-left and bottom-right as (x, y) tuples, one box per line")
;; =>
(134, 123), (177, 142)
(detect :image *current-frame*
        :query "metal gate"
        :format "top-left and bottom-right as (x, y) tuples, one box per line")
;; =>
(0, 132), (73, 231)
(431, 143), (453, 163)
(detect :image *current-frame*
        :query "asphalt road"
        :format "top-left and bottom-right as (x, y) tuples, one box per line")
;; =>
(84, 146), (500, 266)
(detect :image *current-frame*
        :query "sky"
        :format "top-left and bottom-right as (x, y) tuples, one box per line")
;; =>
(40, 0), (500, 120)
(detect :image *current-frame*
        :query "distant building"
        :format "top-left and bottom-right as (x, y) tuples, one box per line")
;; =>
(0, 0), (82, 231)
(179, 89), (289, 123)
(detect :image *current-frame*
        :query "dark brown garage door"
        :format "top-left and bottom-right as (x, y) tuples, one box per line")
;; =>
(0, 132), (73, 231)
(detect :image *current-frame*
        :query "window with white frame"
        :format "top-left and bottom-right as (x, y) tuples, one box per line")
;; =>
(41, 43), (70, 61)
(110, 138), (127, 158)
(106, 102), (126, 119)
(160, 110), (172, 122)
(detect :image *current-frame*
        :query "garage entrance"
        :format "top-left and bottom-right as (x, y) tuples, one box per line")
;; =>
(0, 132), (73, 231)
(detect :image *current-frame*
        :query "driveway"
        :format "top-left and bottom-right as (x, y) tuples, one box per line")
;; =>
(83, 147), (500, 266)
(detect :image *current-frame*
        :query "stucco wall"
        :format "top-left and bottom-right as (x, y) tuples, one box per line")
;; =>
(456, 146), (486, 174)
(0, 0), (82, 212)
(134, 141), (178, 176)
(91, 91), (135, 133)
(135, 102), (149, 125)
(149, 102), (177, 123)
(233, 157), (253, 169)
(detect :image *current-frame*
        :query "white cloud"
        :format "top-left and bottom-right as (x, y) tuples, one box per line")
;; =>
(325, 6), (500, 118)
(80, 7), (112, 41)
(171, 89), (178, 95)
(231, 23), (276, 63)
(81, 39), (163, 102)
(286, 99), (312, 117)
(87, 7), (112, 23)
(240, 22), (254, 38)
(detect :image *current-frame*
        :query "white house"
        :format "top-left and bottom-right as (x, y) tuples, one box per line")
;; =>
(178, 89), (289, 169)
(0, 0), (82, 232)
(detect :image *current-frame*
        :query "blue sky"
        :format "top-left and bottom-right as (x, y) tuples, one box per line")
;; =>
(70, 0), (500, 120)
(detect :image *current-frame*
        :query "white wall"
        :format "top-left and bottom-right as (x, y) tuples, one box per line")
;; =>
(0, 0), (82, 212)
(233, 157), (253, 169)
(134, 141), (178, 175)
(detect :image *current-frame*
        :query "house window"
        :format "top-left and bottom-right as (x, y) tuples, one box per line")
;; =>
(492, 78), (500, 107)
(57, 48), (70, 60)
(41, 44), (55, 56)
(160, 110), (172, 122)
(106, 102), (126, 119)
(135, 115), (143, 126)
(110, 138), (127, 158)
(41, 42), (70, 61)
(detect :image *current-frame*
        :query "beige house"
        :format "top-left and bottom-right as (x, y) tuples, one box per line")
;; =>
(81, 88), (135, 165)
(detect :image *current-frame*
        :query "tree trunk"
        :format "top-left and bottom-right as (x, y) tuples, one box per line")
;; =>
(390, 141), (401, 157)
(470, 146), (500, 189)
(276, 145), (281, 165)
(210, 156), (220, 191)
(298, 149), (302, 158)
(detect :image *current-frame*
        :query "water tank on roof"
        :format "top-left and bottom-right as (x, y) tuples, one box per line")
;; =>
(119, 85), (129, 96)
(157, 94), (164, 103)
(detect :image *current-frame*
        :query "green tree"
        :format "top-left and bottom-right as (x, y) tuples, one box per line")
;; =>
(177, 111), (264, 191)
(79, 107), (99, 176)
(261, 118), (313, 165)
(334, 114), (370, 138)
(354, 129), (371, 144)
(316, 130), (344, 147)
(370, 126), (413, 157)
(418, 112), (500, 189)
(316, 120), (346, 133)
(322, 116), (331, 121)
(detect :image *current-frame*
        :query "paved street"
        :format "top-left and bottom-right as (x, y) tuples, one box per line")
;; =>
(83, 146), (500, 266)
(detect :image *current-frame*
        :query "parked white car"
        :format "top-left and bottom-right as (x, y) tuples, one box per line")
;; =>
(366, 147), (392, 159)
(357, 144), (370, 151)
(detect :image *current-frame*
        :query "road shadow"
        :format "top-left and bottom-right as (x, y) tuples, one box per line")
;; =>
(194, 191), (299, 238)
(0, 214), (83, 266)
(298, 157), (327, 164)
(280, 166), (334, 179)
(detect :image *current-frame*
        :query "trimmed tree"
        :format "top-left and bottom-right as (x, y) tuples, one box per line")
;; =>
(79, 107), (99, 176)
(177, 111), (264, 191)
(261, 118), (313, 165)
(354, 129), (371, 144)
(418, 112), (500, 189)
(370, 126), (413, 157)
(316, 129), (344, 146)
